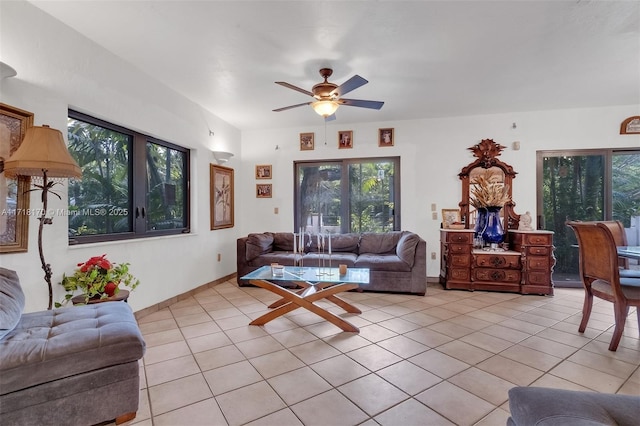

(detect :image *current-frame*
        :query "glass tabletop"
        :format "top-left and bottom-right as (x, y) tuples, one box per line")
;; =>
(241, 265), (370, 284)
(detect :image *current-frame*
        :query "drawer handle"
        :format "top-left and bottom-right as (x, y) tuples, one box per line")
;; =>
(490, 271), (506, 281)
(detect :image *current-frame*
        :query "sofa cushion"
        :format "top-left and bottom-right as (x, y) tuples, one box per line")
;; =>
(271, 232), (295, 252)
(328, 233), (360, 253)
(359, 231), (403, 254)
(0, 268), (25, 340)
(354, 254), (411, 272)
(396, 232), (420, 267)
(246, 233), (274, 261)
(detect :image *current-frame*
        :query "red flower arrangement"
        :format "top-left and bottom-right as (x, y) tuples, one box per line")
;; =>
(56, 254), (139, 307)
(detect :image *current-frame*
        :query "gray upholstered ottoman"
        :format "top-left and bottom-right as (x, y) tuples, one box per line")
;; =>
(507, 386), (640, 426)
(0, 268), (146, 426)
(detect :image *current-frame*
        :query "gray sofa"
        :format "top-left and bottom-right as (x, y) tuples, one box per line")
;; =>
(0, 268), (146, 426)
(507, 386), (640, 426)
(237, 231), (427, 295)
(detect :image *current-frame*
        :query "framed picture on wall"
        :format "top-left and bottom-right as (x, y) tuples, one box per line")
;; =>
(300, 132), (314, 151)
(256, 183), (272, 198)
(210, 164), (234, 230)
(255, 164), (272, 179)
(338, 130), (353, 149)
(442, 209), (462, 229)
(379, 128), (394, 147)
(620, 116), (640, 134)
(0, 103), (33, 253)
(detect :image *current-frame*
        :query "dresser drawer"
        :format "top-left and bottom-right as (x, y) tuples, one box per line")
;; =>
(513, 245), (551, 256)
(525, 256), (551, 270)
(474, 253), (521, 269)
(450, 254), (472, 268)
(443, 231), (474, 244)
(473, 268), (521, 283)
(526, 271), (552, 285)
(449, 267), (471, 281)
(510, 232), (553, 246)
(448, 243), (472, 254)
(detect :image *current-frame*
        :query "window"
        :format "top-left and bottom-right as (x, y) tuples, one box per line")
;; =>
(537, 148), (640, 284)
(67, 110), (190, 243)
(294, 157), (400, 233)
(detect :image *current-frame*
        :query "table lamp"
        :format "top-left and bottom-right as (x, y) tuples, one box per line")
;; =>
(3, 125), (82, 309)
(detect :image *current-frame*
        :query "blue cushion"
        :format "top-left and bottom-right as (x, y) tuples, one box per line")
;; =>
(0, 268), (25, 340)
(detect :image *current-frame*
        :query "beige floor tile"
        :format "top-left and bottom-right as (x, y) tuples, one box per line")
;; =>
(179, 321), (222, 339)
(245, 408), (303, 426)
(174, 312), (214, 328)
(477, 355), (544, 386)
(436, 340), (493, 365)
(216, 381), (287, 426)
(186, 331), (234, 353)
(145, 354), (201, 387)
(303, 320), (344, 338)
(339, 374), (409, 416)
(400, 311), (442, 326)
(448, 367), (515, 406)
(148, 374), (213, 416)
(358, 308), (395, 323)
(529, 373), (595, 391)
(346, 344), (403, 371)
(499, 344), (563, 372)
(377, 360), (442, 395)
(138, 318), (178, 335)
(617, 379), (640, 395)
(271, 327), (319, 347)
(377, 335), (429, 358)
(152, 398), (227, 426)
(459, 331), (513, 353)
(535, 327), (593, 348)
(549, 360), (626, 392)
(143, 328), (185, 348)
(567, 349), (638, 379)
(322, 333), (371, 352)
(408, 349), (470, 379)
(170, 304), (206, 318)
(378, 317), (423, 333)
(428, 321), (476, 339)
(497, 318), (546, 335)
(310, 354), (370, 386)
(137, 309), (173, 324)
(224, 325), (269, 343)
(519, 335), (579, 359)
(358, 323), (399, 342)
(268, 366), (332, 405)
(416, 381), (495, 426)
(465, 310), (511, 324)
(215, 315), (252, 330)
(194, 344), (246, 371)
(235, 335), (284, 358)
(513, 312), (560, 327)
(249, 349), (306, 379)
(143, 340), (191, 365)
(290, 389), (369, 426)
(374, 397), (454, 425)
(447, 314), (493, 331)
(404, 327), (453, 347)
(480, 324), (531, 343)
(203, 360), (262, 395)
(422, 306), (460, 320)
(288, 339), (342, 364)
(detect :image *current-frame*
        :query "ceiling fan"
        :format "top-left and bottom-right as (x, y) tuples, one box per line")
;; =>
(273, 68), (384, 120)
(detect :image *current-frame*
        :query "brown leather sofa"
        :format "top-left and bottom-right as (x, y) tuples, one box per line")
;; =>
(237, 231), (427, 295)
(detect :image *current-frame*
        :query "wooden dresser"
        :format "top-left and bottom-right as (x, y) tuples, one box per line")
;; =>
(440, 229), (555, 295)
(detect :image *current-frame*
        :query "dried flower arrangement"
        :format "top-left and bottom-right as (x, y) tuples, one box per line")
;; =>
(469, 170), (511, 208)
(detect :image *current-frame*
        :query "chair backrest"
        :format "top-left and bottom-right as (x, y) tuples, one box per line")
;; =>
(567, 221), (623, 298)
(599, 220), (630, 269)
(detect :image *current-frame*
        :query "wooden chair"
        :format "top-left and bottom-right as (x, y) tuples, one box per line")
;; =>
(567, 221), (640, 351)
(599, 220), (640, 278)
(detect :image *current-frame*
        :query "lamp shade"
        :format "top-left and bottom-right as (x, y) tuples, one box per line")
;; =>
(3, 125), (81, 179)
(311, 100), (339, 117)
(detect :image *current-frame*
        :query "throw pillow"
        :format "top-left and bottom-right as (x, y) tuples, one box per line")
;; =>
(246, 233), (274, 261)
(0, 268), (25, 340)
(396, 232), (420, 267)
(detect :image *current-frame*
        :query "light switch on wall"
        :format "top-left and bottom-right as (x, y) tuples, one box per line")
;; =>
(432, 212), (438, 220)
(431, 203), (437, 211)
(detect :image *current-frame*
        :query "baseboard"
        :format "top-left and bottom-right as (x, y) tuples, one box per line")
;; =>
(134, 273), (236, 321)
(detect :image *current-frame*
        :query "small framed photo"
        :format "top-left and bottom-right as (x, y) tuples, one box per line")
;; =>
(338, 130), (353, 149)
(442, 209), (462, 229)
(256, 183), (272, 198)
(379, 128), (394, 147)
(300, 132), (314, 150)
(255, 164), (272, 179)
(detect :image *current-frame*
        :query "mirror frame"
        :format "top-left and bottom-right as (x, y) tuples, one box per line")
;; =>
(458, 139), (520, 230)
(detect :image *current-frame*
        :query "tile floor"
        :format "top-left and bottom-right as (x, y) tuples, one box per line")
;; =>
(123, 280), (640, 426)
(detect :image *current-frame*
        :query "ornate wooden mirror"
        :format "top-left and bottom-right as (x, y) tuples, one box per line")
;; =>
(458, 139), (520, 230)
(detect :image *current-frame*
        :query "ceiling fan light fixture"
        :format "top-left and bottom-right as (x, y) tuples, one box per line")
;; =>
(311, 100), (339, 117)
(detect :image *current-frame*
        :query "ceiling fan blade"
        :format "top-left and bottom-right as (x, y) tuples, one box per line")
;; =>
(338, 98), (384, 110)
(275, 81), (314, 97)
(272, 102), (312, 112)
(325, 113), (336, 122)
(331, 75), (368, 97)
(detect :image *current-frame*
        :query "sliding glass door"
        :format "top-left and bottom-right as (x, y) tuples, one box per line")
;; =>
(537, 149), (640, 285)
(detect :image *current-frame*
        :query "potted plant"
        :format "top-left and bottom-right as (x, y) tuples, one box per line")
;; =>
(56, 254), (140, 307)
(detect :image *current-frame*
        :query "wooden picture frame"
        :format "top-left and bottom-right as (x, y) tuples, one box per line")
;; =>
(379, 128), (394, 147)
(256, 183), (272, 198)
(300, 132), (314, 151)
(0, 103), (33, 253)
(620, 116), (640, 134)
(255, 164), (272, 179)
(210, 164), (234, 230)
(338, 130), (353, 149)
(442, 209), (461, 229)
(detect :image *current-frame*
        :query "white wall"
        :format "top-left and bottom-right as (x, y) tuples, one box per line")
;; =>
(240, 107), (640, 278)
(1, 1), (638, 313)
(1, 1), (241, 313)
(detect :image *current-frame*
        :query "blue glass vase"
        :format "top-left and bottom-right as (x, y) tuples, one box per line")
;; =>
(474, 207), (488, 239)
(481, 206), (505, 247)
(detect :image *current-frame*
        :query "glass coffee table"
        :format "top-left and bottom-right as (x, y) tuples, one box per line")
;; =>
(240, 265), (370, 332)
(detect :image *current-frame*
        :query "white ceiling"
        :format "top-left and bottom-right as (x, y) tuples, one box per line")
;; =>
(30, 0), (640, 131)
